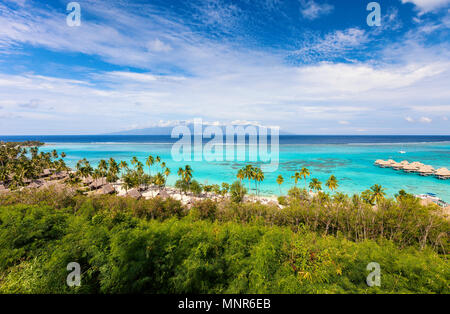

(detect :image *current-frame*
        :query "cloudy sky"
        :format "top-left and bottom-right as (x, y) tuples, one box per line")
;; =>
(0, 0), (449, 135)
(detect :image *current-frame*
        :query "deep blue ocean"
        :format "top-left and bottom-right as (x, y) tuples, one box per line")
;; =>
(2, 135), (450, 145)
(2, 135), (449, 201)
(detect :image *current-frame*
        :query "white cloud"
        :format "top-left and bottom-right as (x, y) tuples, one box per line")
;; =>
(291, 28), (368, 63)
(405, 116), (415, 122)
(300, 0), (333, 20)
(419, 116), (432, 123)
(0, 1), (449, 134)
(147, 39), (172, 52)
(401, 0), (450, 14)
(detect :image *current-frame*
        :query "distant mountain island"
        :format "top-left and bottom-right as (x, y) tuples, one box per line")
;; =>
(108, 123), (292, 135)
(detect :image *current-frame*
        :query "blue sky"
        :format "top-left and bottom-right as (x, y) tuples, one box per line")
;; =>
(0, 0), (449, 134)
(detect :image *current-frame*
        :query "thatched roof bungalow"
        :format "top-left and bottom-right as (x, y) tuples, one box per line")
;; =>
(82, 176), (93, 185)
(156, 190), (170, 199)
(89, 178), (106, 190)
(435, 168), (450, 180)
(126, 188), (142, 199)
(402, 164), (418, 173)
(40, 169), (52, 177)
(417, 166), (435, 176)
(99, 184), (115, 195)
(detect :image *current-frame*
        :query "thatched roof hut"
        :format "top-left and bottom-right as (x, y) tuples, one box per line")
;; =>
(395, 160), (409, 169)
(402, 164), (418, 173)
(50, 171), (67, 180)
(82, 176), (93, 185)
(99, 184), (115, 195)
(156, 190), (170, 199)
(375, 160), (390, 168)
(409, 161), (424, 169)
(90, 178), (106, 190)
(126, 188), (142, 199)
(40, 169), (52, 177)
(0, 184), (6, 191)
(417, 166), (435, 176)
(435, 168), (450, 180)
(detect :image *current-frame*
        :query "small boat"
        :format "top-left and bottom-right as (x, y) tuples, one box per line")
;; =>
(399, 150), (406, 154)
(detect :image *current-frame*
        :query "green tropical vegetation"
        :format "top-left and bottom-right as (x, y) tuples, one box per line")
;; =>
(0, 144), (449, 293)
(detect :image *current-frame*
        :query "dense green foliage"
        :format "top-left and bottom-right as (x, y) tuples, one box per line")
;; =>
(0, 145), (68, 189)
(0, 141), (44, 147)
(0, 188), (448, 294)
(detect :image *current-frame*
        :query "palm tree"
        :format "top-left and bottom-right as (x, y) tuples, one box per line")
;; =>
(60, 152), (66, 158)
(255, 168), (264, 196)
(76, 158), (93, 180)
(221, 182), (230, 199)
(243, 165), (254, 192)
(291, 171), (301, 187)
(154, 172), (166, 189)
(119, 161), (128, 175)
(177, 167), (184, 179)
(177, 167), (185, 194)
(276, 175), (284, 194)
(370, 184), (386, 204)
(299, 167), (310, 190)
(98, 159), (108, 184)
(236, 169), (244, 183)
(131, 156), (139, 169)
(145, 155), (154, 176)
(184, 165), (193, 183)
(309, 178), (322, 193)
(164, 167), (171, 183)
(326, 175), (338, 192)
(107, 158), (119, 183)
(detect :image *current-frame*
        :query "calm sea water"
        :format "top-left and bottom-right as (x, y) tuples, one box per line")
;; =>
(2, 135), (449, 202)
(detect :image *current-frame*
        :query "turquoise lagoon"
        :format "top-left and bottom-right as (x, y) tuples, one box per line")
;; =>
(30, 137), (450, 202)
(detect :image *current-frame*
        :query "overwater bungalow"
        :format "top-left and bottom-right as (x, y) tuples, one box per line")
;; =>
(402, 164), (418, 173)
(417, 165), (435, 176)
(435, 168), (450, 180)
